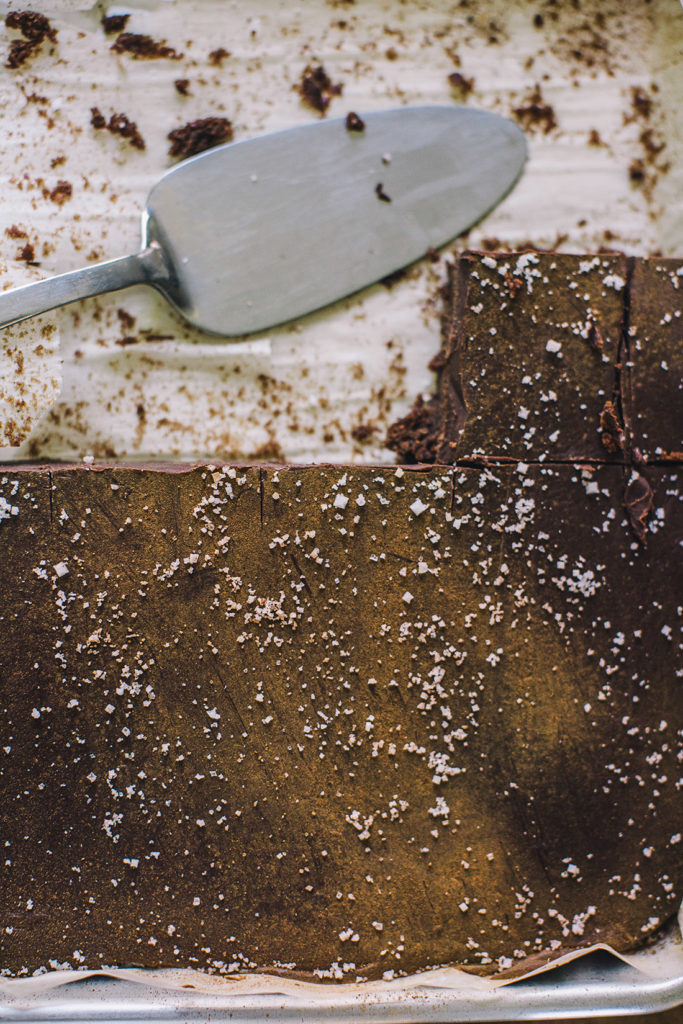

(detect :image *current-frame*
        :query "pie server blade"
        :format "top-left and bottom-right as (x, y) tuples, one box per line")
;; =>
(0, 106), (526, 336)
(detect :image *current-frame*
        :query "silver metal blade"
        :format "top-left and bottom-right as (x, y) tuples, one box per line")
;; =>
(145, 106), (526, 336)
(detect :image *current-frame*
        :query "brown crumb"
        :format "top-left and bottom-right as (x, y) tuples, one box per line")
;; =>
(640, 128), (665, 158)
(448, 71), (474, 96)
(586, 316), (605, 354)
(504, 270), (523, 297)
(533, 13), (544, 28)
(17, 242), (36, 263)
(6, 11), (57, 43)
(6, 39), (32, 68)
(428, 348), (447, 372)
(375, 182), (392, 203)
(5, 39), (36, 69)
(599, 399), (625, 453)
(140, 331), (173, 342)
(385, 394), (441, 464)
(90, 107), (106, 129)
(101, 14), (130, 35)
(298, 65), (342, 115)
(629, 159), (645, 183)
(168, 117), (233, 158)
(380, 266), (407, 289)
(588, 129), (603, 146)
(117, 309), (136, 330)
(385, 46), (398, 60)
(624, 472), (653, 544)
(50, 154), (66, 168)
(174, 78), (190, 95)
(630, 86), (653, 120)
(111, 32), (182, 60)
(512, 84), (557, 134)
(5, 10), (57, 67)
(208, 47), (230, 65)
(91, 108), (145, 150)
(5, 225), (28, 240)
(43, 181), (72, 205)
(350, 422), (378, 443)
(249, 438), (285, 461)
(345, 111), (365, 132)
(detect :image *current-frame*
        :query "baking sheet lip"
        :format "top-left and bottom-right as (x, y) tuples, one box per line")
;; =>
(1, 970), (681, 1023)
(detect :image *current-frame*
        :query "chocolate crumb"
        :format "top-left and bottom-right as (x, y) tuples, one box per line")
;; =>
(428, 348), (448, 372)
(43, 181), (72, 205)
(111, 32), (182, 60)
(345, 111), (365, 132)
(385, 394), (441, 464)
(208, 47), (230, 65)
(599, 399), (625, 453)
(533, 13), (544, 27)
(89, 107), (106, 129)
(629, 159), (646, 183)
(17, 242), (36, 264)
(91, 108), (145, 150)
(5, 225), (28, 240)
(249, 438), (285, 461)
(624, 472), (653, 543)
(512, 84), (557, 134)
(640, 128), (665, 158)
(586, 316), (605, 353)
(588, 129), (603, 146)
(448, 71), (474, 96)
(117, 309), (136, 331)
(174, 78), (190, 95)
(375, 182), (392, 203)
(5, 39), (37, 69)
(350, 422), (377, 443)
(101, 14), (130, 35)
(6, 11), (56, 44)
(380, 267), (407, 289)
(630, 86), (653, 120)
(168, 117), (233, 158)
(298, 64), (342, 115)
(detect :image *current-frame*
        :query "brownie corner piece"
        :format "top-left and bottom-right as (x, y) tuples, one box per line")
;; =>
(437, 251), (629, 463)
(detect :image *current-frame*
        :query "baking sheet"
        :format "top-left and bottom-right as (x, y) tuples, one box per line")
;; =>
(0, 0), (681, 1013)
(1, 918), (682, 1021)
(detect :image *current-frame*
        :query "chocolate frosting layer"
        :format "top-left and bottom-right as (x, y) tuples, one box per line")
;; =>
(1, 461), (681, 979)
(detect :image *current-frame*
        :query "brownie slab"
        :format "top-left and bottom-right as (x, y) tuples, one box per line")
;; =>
(1, 462), (680, 979)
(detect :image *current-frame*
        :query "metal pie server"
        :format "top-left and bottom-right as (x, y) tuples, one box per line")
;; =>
(0, 106), (526, 336)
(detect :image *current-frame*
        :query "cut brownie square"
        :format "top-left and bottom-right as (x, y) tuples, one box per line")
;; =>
(388, 252), (628, 465)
